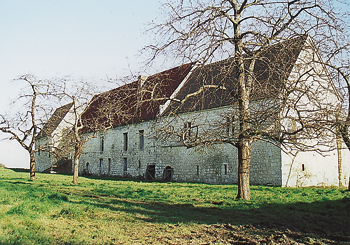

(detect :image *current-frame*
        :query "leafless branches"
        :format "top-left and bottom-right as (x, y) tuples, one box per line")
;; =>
(0, 75), (57, 180)
(143, 0), (349, 200)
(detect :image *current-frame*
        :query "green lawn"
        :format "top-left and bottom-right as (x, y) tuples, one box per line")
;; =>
(0, 166), (349, 244)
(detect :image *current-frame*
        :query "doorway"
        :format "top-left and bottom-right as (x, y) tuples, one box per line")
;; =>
(146, 164), (155, 181)
(163, 166), (173, 182)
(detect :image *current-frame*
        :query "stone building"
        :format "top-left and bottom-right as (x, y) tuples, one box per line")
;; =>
(36, 36), (350, 187)
(35, 102), (75, 173)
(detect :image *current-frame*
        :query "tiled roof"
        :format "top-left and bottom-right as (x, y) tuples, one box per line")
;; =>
(37, 102), (73, 138)
(80, 35), (308, 131)
(165, 35), (308, 114)
(80, 62), (195, 131)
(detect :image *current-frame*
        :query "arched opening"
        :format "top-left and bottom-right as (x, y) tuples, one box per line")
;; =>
(163, 166), (173, 182)
(85, 162), (90, 175)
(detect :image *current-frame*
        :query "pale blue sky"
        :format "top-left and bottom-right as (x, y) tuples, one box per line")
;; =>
(0, 0), (162, 168)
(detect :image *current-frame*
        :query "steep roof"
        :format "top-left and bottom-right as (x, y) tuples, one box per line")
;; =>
(165, 35), (308, 114)
(80, 35), (308, 131)
(37, 102), (73, 139)
(80, 62), (195, 131)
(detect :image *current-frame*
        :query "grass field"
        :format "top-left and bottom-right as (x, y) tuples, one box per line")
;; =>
(0, 166), (350, 244)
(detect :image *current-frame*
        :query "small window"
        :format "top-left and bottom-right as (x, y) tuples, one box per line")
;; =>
(224, 164), (228, 175)
(108, 158), (111, 175)
(138, 160), (141, 169)
(100, 136), (104, 152)
(196, 165), (199, 175)
(139, 130), (144, 150)
(123, 132), (128, 151)
(123, 158), (127, 172)
(100, 159), (104, 175)
(302, 164), (305, 171)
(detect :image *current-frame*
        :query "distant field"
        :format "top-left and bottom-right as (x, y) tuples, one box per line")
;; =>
(0, 167), (349, 244)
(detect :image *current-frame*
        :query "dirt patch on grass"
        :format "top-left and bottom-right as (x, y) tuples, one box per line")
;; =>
(156, 224), (350, 244)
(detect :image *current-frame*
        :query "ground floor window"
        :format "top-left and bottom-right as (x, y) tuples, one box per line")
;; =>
(223, 164), (228, 175)
(100, 159), (103, 175)
(123, 158), (127, 172)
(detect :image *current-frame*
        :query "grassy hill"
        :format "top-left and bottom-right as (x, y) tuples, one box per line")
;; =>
(0, 167), (349, 244)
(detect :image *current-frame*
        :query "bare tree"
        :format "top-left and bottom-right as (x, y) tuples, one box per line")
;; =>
(323, 56), (350, 190)
(51, 79), (130, 184)
(144, 0), (349, 200)
(0, 75), (54, 180)
(46, 80), (99, 184)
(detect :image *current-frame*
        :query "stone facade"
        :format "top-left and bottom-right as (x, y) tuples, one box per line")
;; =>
(35, 103), (75, 173)
(78, 104), (349, 187)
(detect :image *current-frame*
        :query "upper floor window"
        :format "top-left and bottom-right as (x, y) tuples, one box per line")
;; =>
(139, 130), (144, 150)
(123, 132), (128, 151)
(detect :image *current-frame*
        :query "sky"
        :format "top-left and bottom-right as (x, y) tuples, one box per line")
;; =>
(0, 1), (349, 169)
(0, 0), (163, 168)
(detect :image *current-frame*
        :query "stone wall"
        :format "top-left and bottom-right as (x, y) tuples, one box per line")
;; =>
(79, 106), (283, 186)
(37, 103), (349, 188)
(35, 137), (53, 172)
(79, 120), (158, 178)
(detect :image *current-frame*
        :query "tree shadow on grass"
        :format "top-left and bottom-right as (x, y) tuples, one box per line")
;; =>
(72, 194), (350, 242)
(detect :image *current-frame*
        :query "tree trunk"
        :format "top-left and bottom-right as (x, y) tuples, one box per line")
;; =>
(72, 137), (82, 184)
(236, 139), (251, 200)
(29, 151), (35, 180)
(235, 46), (252, 200)
(336, 132), (343, 187)
(340, 123), (350, 151)
(73, 154), (79, 184)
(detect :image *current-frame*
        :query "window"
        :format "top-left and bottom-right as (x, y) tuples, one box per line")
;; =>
(223, 164), (228, 175)
(100, 136), (104, 151)
(139, 130), (144, 150)
(123, 133), (128, 151)
(302, 164), (305, 171)
(138, 160), (141, 169)
(100, 159), (104, 175)
(108, 158), (111, 175)
(123, 158), (127, 172)
(196, 165), (199, 175)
